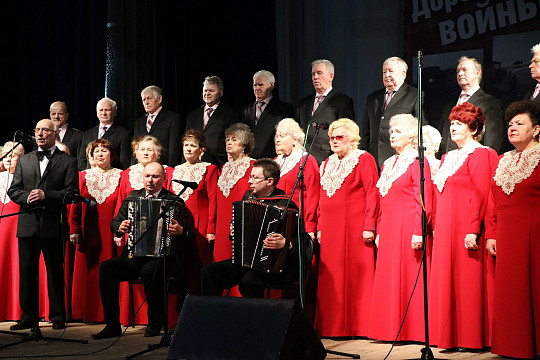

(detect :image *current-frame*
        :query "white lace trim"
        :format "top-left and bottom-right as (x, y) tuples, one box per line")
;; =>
(218, 157), (252, 198)
(376, 149), (417, 197)
(426, 155), (441, 180)
(0, 172), (13, 204)
(320, 149), (365, 198)
(433, 141), (485, 192)
(275, 151), (305, 177)
(128, 163), (145, 190)
(85, 168), (122, 204)
(171, 162), (210, 201)
(494, 142), (540, 195)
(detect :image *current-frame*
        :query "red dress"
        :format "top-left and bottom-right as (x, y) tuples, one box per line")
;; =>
(275, 152), (320, 233)
(368, 150), (433, 342)
(69, 168), (122, 322)
(489, 144), (540, 359)
(429, 144), (497, 349)
(214, 157), (254, 262)
(170, 162), (218, 295)
(315, 150), (379, 336)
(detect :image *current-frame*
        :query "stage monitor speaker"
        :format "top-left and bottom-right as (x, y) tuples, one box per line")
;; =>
(167, 295), (326, 360)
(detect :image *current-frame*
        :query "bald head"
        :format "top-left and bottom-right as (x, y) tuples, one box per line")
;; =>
(50, 101), (69, 128)
(143, 161), (166, 194)
(35, 119), (58, 149)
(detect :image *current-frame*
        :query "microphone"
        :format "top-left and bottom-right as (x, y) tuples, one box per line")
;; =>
(15, 130), (36, 143)
(310, 122), (329, 130)
(66, 193), (97, 207)
(171, 179), (198, 189)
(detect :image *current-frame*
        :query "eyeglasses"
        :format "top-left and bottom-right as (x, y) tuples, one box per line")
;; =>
(329, 135), (347, 141)
(33, 128), (56, 134)
(249, 176), (269, 183)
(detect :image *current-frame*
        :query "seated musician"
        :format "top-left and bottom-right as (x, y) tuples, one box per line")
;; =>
(201, 158), (304, 298)
(92, 162), (186, 339)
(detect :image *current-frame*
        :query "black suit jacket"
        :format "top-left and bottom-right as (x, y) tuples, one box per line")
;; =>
(360, 83), (423, 168)
(8, 149), (79, 239)
(524, 85), (540, 102)
(241, 98), (295, 159)
(61, 126), (83, 158)
(78, 123), (132, 170)
(186, 103), (239, 167)
(298, 89), (355, 164)
(439, 88), (509, 155)
(133, 109), (183, 167)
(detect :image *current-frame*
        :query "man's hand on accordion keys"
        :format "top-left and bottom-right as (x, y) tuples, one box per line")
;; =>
(167, 218), (183, 236)
(263, 232), (286, 250)
(118, 220), (131, 234)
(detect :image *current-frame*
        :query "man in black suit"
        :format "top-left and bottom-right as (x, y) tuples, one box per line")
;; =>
(439, 56), (507, 155)
(78, 97), (131, 170)
(8, 119), (79, 331)
(360, 56), (424, 168)
(241, 70), (295, 159)
(526, 43), (540, 103)
(186, 76), (239, 167)
(133, 86), (183, 167)
(50, 101), (83, 158)
(298, 59), (355, 164)
(92, 162), (186, 339)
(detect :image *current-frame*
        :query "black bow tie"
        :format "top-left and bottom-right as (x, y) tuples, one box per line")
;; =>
(36, 150), (52, 161)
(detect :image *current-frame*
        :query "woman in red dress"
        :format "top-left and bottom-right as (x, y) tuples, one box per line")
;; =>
(214, 123), (255, 263)
(0, 142), (25, 321)
(486, 100), (540, 359)
(429, 103), (497, 350)
(316, 118), (379, 337)
(170, 129), (218, 295)
(368, 114), (433, 342)
(69, 139), (122, 322)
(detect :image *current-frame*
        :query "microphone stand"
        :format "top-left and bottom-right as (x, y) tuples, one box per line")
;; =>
(409, 50), (437, 360)
(0, 206), (88, 350)
(125, 187), (189, 360)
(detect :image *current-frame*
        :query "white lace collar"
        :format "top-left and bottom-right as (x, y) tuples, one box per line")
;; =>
(433, 141), (485, 192)
(377, 149), (417, 197)
(494, 142), (540, 195)
(426, 155), (440, 180)
(85, 167), (122, 204)
(128, 162), (168, 190)
(0, 172), (13, 204)
(275, 150), (305, 177)
(320, 149), (364, 198)
(171, 162), (211, 201)
(218, 157), (252, 198)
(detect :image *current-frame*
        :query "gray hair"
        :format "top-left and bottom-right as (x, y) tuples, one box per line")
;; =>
(2, 141), (25, 157)
(383, 56), (408, 72)
(311, 59), (334, 75)
(422, 125), (442, 153)
(253, 70), (275, 85)
(275, 118), (305, 145)
(389, 114), (418, 148)
(141, 85), (162, 98)
(97, 97), (118, 112)
(50, 101), (67, 113)
(203, 76), (224, 91)
(458, 56), (483, 81)
(531, 43), (540, 54)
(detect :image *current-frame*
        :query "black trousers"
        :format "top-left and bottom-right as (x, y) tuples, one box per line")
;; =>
(99, 255), (164, 326)
(201, 259), (296, 298)
(18, 236), (66, 322)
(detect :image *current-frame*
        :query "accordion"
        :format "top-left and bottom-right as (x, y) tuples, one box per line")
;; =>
(231, 200), (298, 273)
(126, 197), (184, 258)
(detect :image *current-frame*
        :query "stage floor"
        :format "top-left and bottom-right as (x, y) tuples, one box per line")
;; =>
(0, 321), (502, 359)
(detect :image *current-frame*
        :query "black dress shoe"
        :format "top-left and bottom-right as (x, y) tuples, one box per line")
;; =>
(52, 321), (66, 330)
(10, 320), (34, 331)
(144, 324), (161, 337)
(91, 325), (122, 340)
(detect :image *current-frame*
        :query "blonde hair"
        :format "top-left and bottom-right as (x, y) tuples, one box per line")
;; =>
(2, 142), (25, 158)
(328, 118), (360, 149)
(132, 135), (162, 160)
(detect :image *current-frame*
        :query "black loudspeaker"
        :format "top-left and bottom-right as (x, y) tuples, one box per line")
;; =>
(167, 295), (326, 360)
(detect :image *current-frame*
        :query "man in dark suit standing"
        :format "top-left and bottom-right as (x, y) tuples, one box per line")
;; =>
(439, 56), (507, 155)
(78, 97), (131, 170)
(8, 119), (79, 330)
(186, 76), (239, 167)
(526, 43), (540, 103)
(360, 56), (423, 168)
(92, 162), (185, 339)
(298, 59), (355, 164)
(49, 101), (83, 158)
(133, 86), (183, 167)
(241, 70), (294, 159)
